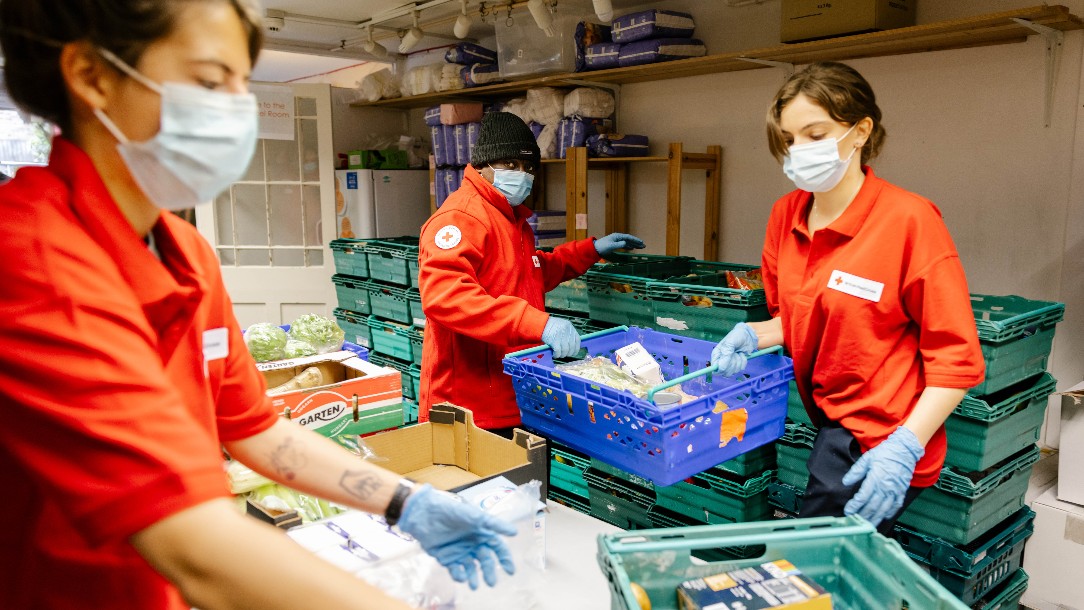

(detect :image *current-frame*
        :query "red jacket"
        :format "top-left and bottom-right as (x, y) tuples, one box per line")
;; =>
(418, 165), (599, 428)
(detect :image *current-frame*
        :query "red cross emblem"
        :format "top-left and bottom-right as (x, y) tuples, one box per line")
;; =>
(434, 225), (462, 250)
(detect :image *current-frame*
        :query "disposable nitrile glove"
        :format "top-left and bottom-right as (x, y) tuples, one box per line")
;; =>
(397, 484), (517, 590)
(542, 317), (581, 358)
(594, 233), (646, 257)
(841, 426), (925, 527)
(710, 322), (758, 376)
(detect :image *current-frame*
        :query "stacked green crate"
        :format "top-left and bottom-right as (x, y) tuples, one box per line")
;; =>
(584, 258), (719, 326)
(645, 269), (771, 341)
(545, 252), (688, 316)
(369, 352), (421, 402)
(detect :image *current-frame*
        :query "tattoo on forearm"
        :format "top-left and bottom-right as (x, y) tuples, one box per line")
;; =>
(269, 437), (307, 481)
(340, 470), (383, 502)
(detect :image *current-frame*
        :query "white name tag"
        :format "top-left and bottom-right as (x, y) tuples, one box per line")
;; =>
(203, 327), (230, 361)
(532, 255), (541, 268)
(827, 270), (884, 303)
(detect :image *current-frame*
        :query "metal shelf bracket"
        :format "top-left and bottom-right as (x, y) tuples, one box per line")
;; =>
(737, 57), (795, 78)
(1011, 17), (1065, 127)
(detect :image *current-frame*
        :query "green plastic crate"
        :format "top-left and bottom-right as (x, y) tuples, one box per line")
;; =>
(786, 380), (812, 426)
(775, 422), (816, 489)
(646, 268), (770, 341)
(767, 481), (804, 514)
(969, 294), (1064, 395)
(583, 257), (703, 326)
(332, 275), (372, 314)
(546, 278), (591, 314)
(330, 238), (371, 278)
(548, 487), (591, 514)
(364, 237), (419, 287)
(973, 569), (1027, 610)
(646, 505), (767, 561)
(368, 353), (420, 401)
(402, 399), (418, 426)
(550, 442), (591, 498)
(584, 469), (655, 530)
(368, 282), (413, 325)
(898, 445), (1039, 545)
(407, 289), (425, 328)
(333, 308), (372, 349)
(945, 372), (1055, 471)
(598, 516), (970, 610)
(895, 507), (1033, 606)
(409, 259), (420, 289)
(367, 317), (423, 364)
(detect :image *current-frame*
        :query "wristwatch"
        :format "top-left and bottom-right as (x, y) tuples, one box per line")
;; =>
(383, 479), (416, 526)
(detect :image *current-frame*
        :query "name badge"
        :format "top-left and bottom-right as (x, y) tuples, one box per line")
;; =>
(203, 327), (230, 361)
(532, 255), (541, 268)
(827, 270), (884, 303)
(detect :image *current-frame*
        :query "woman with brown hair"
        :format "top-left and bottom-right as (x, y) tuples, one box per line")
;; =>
(0, 1), (515, 608)
(712, 62), (985, 535)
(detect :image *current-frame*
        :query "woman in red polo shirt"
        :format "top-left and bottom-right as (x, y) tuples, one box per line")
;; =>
(711, 62), (984, 535)
(0, 1), (515, 608)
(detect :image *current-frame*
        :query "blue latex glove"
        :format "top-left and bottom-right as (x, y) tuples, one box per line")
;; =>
(397, 484), (517, 590)
(710, 323), (758, 376)
(594, 233), (646, 257)
(542, 317), (581, 358)
(841, 426), (925, 527)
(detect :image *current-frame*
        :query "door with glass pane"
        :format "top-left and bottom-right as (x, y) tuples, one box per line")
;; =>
(196, 83), (335, 328)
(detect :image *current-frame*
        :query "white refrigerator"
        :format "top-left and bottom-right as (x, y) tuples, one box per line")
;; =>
(333, 169), (431, 239)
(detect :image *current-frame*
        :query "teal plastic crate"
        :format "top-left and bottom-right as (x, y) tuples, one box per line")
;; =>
(786, 380), (812, 426)
(548, 487), (591, 514)
(367, 317), (423, 364)
(767, 481), (804, 514)
(645, 268), (770, 341)
(584, 469), (655, 530)
(775, 422), (816, 489)
(970, 294), (1064, 395)
(368, 353), (420, 401)
(330, 238), (371, 278)
(945, 372), (1055, 472)
(332, 275), (371, 314)
(973, 569), (1027, 610)
(364, 237), (419, 287)
(333, 308), (372, 350)
(583, 257), (701, 325)
(898, 444), (1039, 545)
(368, 281), (413, 325)
(409, 259), (420, 289)
(895, 507), (1034, 606)
(646, 505), (768, 561)
(546, 278), (591, 314)
(407, 289), (425, 328)
(598, 516), (970, 610)
(551, 450), (591, 499)
(402, 399), (419, 426)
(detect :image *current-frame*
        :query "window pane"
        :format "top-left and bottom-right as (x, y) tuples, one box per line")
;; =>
(269, 185), (303, 246)
(232, 185), (268, 246)
(302, 185), (322, 246)
(265, 138), (299, 182)
(272, 249), (306, 266)
(300, 119), (320, 183)
(296, 97), (317, 117)
(215, 191), (234, 246)
(306, 248), (324, 267)
(217, 248), (236, 266)
(238, 249), (271, 266)
(242, 140), (266, 182)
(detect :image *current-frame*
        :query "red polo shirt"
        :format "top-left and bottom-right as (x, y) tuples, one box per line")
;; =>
(762, 167), (984, 486)
(0, 138), (279, 608)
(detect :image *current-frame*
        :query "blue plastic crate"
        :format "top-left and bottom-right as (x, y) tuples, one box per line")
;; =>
(503, 326), (793, 486)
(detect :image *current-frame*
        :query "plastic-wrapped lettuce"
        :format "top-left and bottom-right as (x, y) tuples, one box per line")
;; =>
(289, 314), (345, 354)
(244, 323), (288, 362)
(284, 339), (318, 359)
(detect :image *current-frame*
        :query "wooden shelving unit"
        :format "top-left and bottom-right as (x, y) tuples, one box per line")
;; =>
(352, 5), (1082, 110)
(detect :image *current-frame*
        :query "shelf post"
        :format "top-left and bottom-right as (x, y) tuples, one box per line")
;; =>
(1011, 17), (1065, 127)
(604, 163), (629, 234)
(666, 143), (683, 256)
(703, 146), (722, 261)
(566, 146), (589, 241)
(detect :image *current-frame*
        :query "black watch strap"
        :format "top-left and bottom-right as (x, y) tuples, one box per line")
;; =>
(384, 479), (415, 526)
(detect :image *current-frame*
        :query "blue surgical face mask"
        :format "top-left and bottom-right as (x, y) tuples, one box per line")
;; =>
(489, 166), (534, 206)
(782, 123), (859, 193)
(93, 48), (258, 210)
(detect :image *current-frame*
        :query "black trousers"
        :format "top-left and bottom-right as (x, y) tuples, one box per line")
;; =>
(800, 421), (925, 537)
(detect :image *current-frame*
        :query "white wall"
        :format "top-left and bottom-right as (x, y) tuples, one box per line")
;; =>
(591, 0), (1084, 446)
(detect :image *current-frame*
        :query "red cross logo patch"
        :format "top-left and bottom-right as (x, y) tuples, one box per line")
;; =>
(435, 225), (462, 250)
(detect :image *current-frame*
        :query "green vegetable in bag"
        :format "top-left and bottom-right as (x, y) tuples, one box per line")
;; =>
(244, 323), (288, 362)
(289, 314), (345, 354)
(284, 339), (318, 359)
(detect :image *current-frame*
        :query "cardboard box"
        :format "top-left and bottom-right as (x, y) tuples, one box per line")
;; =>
(246, 498), (303, 530)
(677, 559), (832, 609)
(1021, 486), (1084, 609)
(1057, 380), (1084, 505)
(781, 0), (915, 43)
(363, 403), (548, 498)
(347, 148), (408, 170)
(258, 351), (402, 438)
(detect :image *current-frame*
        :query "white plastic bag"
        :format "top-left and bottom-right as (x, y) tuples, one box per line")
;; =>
(501, 97), (531, 124)
(563, 87), (615, 119)
(438, 63), (467, 92)
(537, 124), (558, 160)
(526, 87), (566, 126)
(357, 68), (400, 102)
(401, 64), (443, 96)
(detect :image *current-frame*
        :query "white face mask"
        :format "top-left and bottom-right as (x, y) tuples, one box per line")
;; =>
(782, 123), (859, 193)
(93, 48), (258, 210)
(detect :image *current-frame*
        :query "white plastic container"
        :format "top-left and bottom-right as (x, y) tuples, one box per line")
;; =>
(496, 1), (590, 77)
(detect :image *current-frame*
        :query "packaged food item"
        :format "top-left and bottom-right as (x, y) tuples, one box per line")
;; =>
(556, 356), (655, 398)
(677, 559), (832, 610)
(727, 268), (764, 290)
(614, 341), (663, 385)
(244, 323), (288, 362)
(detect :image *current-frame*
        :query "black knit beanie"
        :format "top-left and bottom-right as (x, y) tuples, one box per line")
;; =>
(470, 111), (541, 169)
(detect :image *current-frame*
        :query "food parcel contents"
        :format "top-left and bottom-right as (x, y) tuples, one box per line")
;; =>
(244, 323), (288, 362)
(244, 315), (346, 362)
(726, 268), (764, 290)
(266, 366), (324, 396)
(289, 313), (346, 355)
(556, 342), (697, 402)
(614, 341), (664, 385)
(557, 356), (656, 398)
(677, 560), (832, 610)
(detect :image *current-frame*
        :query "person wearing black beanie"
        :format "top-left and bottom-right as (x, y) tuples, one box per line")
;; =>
(417, 111), (645, 436)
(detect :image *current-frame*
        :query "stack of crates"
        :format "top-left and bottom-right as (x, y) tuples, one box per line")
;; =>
(330, 237), (425, 426)
(764, 294), (1062, 610)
